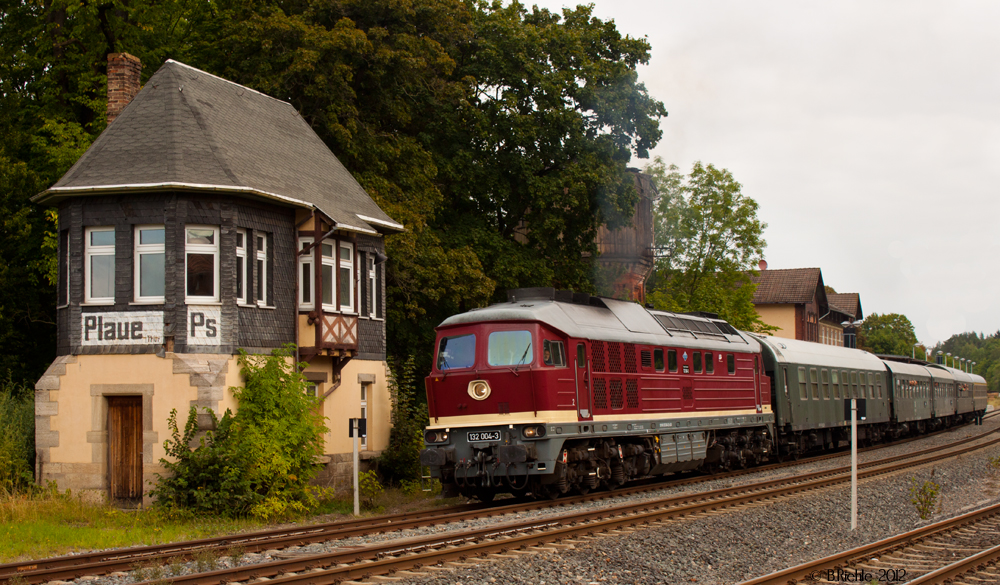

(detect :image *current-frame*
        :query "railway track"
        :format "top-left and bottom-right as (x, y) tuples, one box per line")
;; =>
(739, 499), (1000, 584)
(7, 422), (998, 585)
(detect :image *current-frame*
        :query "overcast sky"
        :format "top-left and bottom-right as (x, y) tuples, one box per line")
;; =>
(531, 0), (1000, 346)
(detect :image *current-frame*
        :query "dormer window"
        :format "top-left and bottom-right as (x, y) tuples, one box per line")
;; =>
(185, 226), (219, 302)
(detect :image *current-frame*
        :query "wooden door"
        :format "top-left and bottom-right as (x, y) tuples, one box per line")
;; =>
(107, 396), (142, 503)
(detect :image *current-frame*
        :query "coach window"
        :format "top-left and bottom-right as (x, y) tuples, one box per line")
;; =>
(185, 226), (219, 302)
(727, 353), (735, 375)
(809, 368), (819, 400)
(488, 330), (532, 367)
(134, 225), (165, 303)
(437, 334), (475, 370)
(831, 370), (840, 399)
(868, 373), (875, 399)
(851, 371), (859, 399)
(543, 340), (566, 367)
(654, 348), (664, 371)
(821, 369), (830, 399)
(85, 227), (115, 304)
(876, 373), (883, 399)
(668, 349), (677, 372)
(798, 366), (807, 400)
(693, 352), (702, 373)
(705, 352), (714, 373)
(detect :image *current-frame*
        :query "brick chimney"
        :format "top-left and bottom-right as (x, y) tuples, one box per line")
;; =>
(107, 53), (142, 124)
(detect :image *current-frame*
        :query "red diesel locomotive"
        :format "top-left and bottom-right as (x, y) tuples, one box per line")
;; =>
(420, 288), (776, 501)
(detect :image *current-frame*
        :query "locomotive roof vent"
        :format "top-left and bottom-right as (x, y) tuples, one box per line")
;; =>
(506, 287), (603, 307)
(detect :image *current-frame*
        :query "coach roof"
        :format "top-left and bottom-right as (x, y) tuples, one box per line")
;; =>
(751, 334), (886, 371)
(35, 60), (402, 235)
(438, 297), (761, 353)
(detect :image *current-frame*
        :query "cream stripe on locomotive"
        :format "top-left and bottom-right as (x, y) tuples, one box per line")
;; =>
(428, 406), (773, 430)
(592, 406), (773, 421)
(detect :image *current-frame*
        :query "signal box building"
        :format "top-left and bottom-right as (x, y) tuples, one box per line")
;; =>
(33, 55), (402, 504)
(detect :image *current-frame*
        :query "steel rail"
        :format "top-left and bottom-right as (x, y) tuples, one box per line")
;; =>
(111, 433), (1000, 585)
(906, 541), (1000, 584)
(738, 501), (1000, 584)
(1, 422), (994, 584)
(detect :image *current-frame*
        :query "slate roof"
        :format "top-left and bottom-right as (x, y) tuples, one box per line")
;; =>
(828, 292), (863, 320)
(750, 267), (824, 305)
(36, 60), (402, 235)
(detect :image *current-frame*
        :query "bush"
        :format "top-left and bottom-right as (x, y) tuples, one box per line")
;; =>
(0, 377), (35, 494)
(151, 346), (328, 519)
(909, 475), (941, 520)
(359, 470), (383, 510)
(376, 357), (427, 484)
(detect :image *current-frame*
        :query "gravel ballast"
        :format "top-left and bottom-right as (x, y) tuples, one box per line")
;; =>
(47, 418), (1000, 585)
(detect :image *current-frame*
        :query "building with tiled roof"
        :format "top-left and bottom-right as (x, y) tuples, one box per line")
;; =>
(750, 266), (861, 346)
(33, 55), (400, 504)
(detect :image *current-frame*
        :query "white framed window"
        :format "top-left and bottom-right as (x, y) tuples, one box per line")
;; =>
(185, 225), (220, 302)
(85, 227), (115, 304)
(236, 229), (247, 305)
(134, 225), (165, 303)
(339, 242), (354, 313)
(367, 255), (377, 318)
(321, 242), (336, 311)
(255, 233), (268, 306)
(298, 237), (314, 310)
(360, 382), (369, 449)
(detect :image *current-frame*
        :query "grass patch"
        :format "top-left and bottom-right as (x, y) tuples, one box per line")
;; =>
(0, 492), (263, 562)
(988, 393), (1000, 411)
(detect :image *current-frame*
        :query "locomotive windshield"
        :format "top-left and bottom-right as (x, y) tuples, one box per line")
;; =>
(488, 330), (533, 367)
(437, 334), (476, 370)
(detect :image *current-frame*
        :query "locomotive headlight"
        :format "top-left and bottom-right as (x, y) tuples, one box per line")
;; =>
(468, 380), (491, 401)
(521, 425), (546, 439)
(424, 430), (450, 444)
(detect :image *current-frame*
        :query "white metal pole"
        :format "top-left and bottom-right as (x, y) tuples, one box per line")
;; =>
(353, 419), (360, 516)
(851, 398), (857, 531)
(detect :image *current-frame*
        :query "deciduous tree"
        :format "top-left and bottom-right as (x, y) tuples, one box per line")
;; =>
(858, 313), (918, 356)
(644, 158), (771, 332)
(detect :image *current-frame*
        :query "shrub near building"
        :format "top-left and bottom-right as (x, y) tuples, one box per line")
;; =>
(152, 347), (328, 520)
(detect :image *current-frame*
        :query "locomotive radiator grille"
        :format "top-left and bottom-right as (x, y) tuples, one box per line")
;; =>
(593, 377), (608, 409)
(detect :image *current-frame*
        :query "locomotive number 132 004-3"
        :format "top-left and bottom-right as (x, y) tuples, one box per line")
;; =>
(468, 431), (501, 442)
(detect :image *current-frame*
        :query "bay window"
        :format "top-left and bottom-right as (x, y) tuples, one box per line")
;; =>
(298, 237), (314, 310)
(339, 242), (354, 312)
(85, 227), (115, 304)
(185, 226), (219, 302)
(321, 242), (335, 311)
(255, 233), (268, 306)
(236, 229), (247, 304)
(134, 225), (165, 303)
(367, 254), (377, 318)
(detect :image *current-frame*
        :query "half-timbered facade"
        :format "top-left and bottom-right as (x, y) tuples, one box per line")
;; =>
(33, 55), (402, 503)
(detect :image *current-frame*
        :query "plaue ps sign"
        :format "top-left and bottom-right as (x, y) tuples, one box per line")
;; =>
(81, 311), (164, 345)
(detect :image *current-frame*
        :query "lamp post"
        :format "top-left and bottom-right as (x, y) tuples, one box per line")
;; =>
(841, 319), (863, 349)
(973, 361), (977, 374)
(947, 352), (952, 368)
(913, 344), (921, 360)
